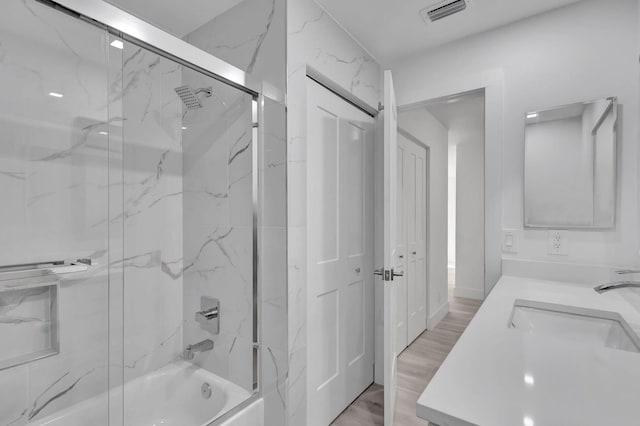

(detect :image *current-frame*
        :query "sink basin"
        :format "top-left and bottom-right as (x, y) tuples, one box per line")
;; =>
(509, 299), (640, 353)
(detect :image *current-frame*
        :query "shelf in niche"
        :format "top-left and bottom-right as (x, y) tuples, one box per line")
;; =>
(0, 279), (59, 371)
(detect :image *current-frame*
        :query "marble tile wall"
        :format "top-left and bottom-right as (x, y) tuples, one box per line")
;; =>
(182, 1), (288, 425)
(184, 0), (286, 92)
(118, 43), (185, 386)
(0, 1), (112, 424)
(181, 68), (255, 393)
(287, 0), (381, 424)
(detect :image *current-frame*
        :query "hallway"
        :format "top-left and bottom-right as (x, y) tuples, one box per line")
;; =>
(331, 296), (482, 425)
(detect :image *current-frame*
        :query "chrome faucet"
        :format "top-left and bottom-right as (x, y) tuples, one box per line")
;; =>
(183, 339), (214, 360)
(594, 269), (640, 293)
(594, 281), (640, 293)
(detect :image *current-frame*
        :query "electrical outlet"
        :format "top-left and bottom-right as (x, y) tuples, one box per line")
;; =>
(548, 230), (568, 255)
(502, 229), (517, 253)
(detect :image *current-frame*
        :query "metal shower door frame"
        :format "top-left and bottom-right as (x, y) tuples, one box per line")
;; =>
(41, 0), (276, 424)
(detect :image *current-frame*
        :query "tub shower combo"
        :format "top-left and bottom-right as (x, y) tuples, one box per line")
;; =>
(0, 0), (276, 425)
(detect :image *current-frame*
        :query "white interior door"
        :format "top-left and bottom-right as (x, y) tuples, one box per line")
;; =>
(306, 78), (375, 426)
(395, 144), (408, 353)
(406, 141), (428, 343)
(382, 70), (399, 426)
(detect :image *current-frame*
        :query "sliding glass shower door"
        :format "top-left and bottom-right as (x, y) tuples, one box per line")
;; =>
(0, 1), (259, 425)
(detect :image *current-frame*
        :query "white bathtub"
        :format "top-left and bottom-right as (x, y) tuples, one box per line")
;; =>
(29, 361), (253, 426)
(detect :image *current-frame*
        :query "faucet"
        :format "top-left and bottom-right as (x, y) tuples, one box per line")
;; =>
(594, 270), (640, 293)
(183, 339), (214, 360)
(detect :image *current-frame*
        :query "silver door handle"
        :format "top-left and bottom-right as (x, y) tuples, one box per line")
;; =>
(373, 269), (384, 276)
(392, 269), (403, 278)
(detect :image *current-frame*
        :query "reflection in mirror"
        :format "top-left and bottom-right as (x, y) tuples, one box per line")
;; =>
(524, 97), (617, 229)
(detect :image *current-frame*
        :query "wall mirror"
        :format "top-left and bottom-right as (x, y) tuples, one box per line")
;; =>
(524, 97), (617, 229)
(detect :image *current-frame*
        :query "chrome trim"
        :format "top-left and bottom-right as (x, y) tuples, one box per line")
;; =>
(0, 260), (90, 281)
(306, 66), (378, 117)
(594, 281), (640, 293)
(48, 0), (263, 96)
(183, 339), (214, 360)
(195, 296), (220, 334)
(252, 94), (262, 393)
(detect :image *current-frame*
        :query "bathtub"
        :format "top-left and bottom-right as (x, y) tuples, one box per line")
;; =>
(29, 361), (253, 426)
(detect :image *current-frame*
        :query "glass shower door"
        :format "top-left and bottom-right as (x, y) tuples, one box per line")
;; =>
(0, 1), (114, 425)
(116, 41), (257, 426)
(0, 2), (260, 425)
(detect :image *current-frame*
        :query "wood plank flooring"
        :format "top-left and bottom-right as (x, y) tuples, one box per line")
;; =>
(331, 296), (482, 426)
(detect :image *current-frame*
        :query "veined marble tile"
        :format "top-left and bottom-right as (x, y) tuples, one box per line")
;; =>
(119, 43), (184, 383)
(183, 0), (286, 92)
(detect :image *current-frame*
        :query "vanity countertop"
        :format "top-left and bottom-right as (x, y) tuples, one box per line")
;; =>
(416, 275), (640, 426)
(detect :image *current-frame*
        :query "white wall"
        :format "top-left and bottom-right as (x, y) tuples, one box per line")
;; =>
(448, 145), (457, 268)
(427, 94), (486, 299)
(394, 0), (640, 271)
(455, 131), (485, 300)
(398, 109), (449, 325)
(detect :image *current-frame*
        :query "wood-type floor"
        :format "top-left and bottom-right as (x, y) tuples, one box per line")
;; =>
(331, 296), (482, 426)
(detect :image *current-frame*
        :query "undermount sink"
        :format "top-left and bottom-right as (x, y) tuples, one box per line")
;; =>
(509, 299), (640, 353)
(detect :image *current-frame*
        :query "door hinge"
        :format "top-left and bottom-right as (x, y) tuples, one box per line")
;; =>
(378, 101), (384, 112)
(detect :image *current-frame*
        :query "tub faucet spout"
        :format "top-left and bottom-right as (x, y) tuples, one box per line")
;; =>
(183, 339), (214, 360)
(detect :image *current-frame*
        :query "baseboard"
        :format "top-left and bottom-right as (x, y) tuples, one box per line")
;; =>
(427, 302), (449, 330)
(453, 286), (485, 300)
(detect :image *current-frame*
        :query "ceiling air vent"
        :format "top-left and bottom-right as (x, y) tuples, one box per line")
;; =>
(421, 0), (467, 22)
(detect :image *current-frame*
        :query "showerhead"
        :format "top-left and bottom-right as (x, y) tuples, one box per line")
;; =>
(174, 85), (213, 110)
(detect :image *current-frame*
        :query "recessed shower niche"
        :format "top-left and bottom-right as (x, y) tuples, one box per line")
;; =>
(0, 278), (59, 371)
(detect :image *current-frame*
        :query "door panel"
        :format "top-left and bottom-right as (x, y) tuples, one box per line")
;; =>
(406, 141), (428, 343)
(307, 78), (375, 426)
(396, 146), (408, 352)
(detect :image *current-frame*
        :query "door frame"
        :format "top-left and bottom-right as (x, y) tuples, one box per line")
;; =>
(397, 71), (504, 298)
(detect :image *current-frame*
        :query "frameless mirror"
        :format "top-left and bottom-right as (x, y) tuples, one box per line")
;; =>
(524, 97), (617, 229)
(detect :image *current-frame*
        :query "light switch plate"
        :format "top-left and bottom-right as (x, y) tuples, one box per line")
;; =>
(548, 230), (568, 255)
(502, 229), (517, 253)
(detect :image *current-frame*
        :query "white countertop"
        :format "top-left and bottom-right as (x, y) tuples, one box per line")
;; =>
(416, 275), (640, 426)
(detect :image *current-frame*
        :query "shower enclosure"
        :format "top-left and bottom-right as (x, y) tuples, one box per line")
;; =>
(0, 0), (281, 425)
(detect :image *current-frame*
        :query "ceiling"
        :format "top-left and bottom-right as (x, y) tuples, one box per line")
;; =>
(107, 0), (243, 38)
(315, 0), (584, 64)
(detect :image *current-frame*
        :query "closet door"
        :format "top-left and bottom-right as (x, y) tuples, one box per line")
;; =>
(407, 141), (427, 343)
(306, 78), (375, 426)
